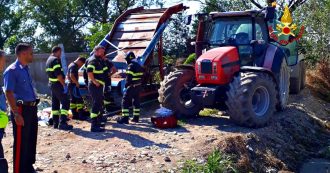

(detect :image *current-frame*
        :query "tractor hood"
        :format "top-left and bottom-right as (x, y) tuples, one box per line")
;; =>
(195, 46), (240, 85)
(197, 46), (237, 62)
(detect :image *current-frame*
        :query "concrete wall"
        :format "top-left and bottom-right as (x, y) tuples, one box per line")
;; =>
(5, 53), (87, 95)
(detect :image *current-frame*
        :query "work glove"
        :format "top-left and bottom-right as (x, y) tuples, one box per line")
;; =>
(0, 95), (6, 112)
(63, 85), (68, 94)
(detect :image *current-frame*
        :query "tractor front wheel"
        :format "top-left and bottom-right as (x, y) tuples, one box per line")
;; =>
(226, 72), (277, 128)
(158, 69), (202, 118)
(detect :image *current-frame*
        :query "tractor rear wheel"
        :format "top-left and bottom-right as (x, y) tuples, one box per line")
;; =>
(275, 60), (290, 111)
(226, 72), (277, 128)
(158, 69), (201, 118)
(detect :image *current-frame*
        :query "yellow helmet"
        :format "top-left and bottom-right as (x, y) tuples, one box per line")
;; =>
(0, 111), (9, 129)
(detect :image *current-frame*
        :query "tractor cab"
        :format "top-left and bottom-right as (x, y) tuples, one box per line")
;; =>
(205, 10), (271, 66)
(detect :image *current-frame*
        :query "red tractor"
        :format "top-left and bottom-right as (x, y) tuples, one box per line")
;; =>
(158, 6), (305, 128)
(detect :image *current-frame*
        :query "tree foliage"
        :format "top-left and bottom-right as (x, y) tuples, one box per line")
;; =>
(0, 0), (25, 49)
(294, 0), (330, 64)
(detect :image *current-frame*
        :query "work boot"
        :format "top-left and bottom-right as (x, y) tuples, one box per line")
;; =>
(71, 109), (79, 120)
(59, 115), (73, 130)
(97, 115), (106, 127)
(117, 116), (129, 124)
(77, 110), (88, 121)
(91, 118), (105, 132)
(131, 116), (139, 123)
(52, 115), (59, 129)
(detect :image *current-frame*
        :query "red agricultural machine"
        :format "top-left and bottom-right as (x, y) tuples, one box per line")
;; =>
(158, 3), (306, 127)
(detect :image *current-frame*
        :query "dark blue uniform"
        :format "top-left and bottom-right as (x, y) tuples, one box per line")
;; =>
(86, 56), (105, 132)
(102, 58), (114, 113)
(67, 62), (85, 120)
(4, 59), (38, 173)
(45, 55), (72, 130)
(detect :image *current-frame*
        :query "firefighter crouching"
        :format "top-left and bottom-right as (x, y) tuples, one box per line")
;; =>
(86, 46), (106, 132)
(67, 57), (87, 121)
(117, 52), (144, 124)
(46, 46), (73, 130)
(102, 56), (117, 115)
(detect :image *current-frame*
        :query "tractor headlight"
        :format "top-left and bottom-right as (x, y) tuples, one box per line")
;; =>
(212, 62), (217, 74)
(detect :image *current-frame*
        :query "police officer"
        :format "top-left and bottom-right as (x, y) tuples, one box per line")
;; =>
(45, 46), (73, 130)
(87, 46), (106, 132)
(67, 57), (87, 120)
(102, 56), (117, 114)
(4, 43), (38, 173)
(117, 52), (144, 124)
(0, 50), (9, 173)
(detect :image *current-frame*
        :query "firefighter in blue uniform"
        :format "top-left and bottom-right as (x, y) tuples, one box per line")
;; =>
(102, 56), (117, 114)
(67, 57), (87, 120)
(0, 50), (9, 173)
(45, 46), (73, 130)
(117, 52), (144, 124)
(4, 43), (39, 173)
(86, 46), (106, 132)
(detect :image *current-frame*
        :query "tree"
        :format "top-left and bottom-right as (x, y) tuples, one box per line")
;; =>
(0, 0), (24, 50)
(28, 0), (89, 52)
(294, 0), (330, 64)
(85, 22), (113, 50)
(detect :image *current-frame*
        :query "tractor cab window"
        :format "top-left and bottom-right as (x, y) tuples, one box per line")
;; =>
(208, 17), (253, 47)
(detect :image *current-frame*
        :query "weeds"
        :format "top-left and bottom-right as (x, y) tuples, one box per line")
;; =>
(181, 150), (237, 173)
(307, 58), (330, 102)
(199, 109), (219, 117)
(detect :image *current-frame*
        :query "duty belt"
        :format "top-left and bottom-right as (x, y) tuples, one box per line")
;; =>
(16, 99), (40, 107)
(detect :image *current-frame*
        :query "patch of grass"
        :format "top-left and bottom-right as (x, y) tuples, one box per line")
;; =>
(177, 119), (187, 126)
(181, 150), (237, 173)
(199, 109), (219, 117)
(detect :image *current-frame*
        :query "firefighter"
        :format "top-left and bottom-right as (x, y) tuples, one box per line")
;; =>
(102, 56), (117, 115)
(0, 50), (8, 173)
(67, 57), (87, 120)
(86, 46), (106, 132)
(46, 46), (73, 130)
(4, 43), (39, 173)
(117, 52), (144, 124)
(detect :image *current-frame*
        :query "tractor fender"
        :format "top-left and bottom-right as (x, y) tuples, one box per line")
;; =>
(239, 66), (277, 84)
(263, 44), (287, 75)
(175, 64), (195, 72)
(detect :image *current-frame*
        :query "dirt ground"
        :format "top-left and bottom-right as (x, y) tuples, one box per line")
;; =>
(2, 88), (330, 173)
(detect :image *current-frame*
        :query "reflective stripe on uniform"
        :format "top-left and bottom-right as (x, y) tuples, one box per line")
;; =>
(46, 64), (62, 72)
(90, 112), (98, 118)
(132, 78), (141, 81)
(52, 110), (60, 116)
(70, 103), (77, 109)
(122, 109), (129, 116)
(103, 67), (108, 71)
(61, 109), (69, 115)
(104, 100), (111, 105)
(96, 80), (105, 86)
(49, 78), (59, 82)
(133, 109), (140, 116)
(126, 71), (143, 76)
(76, 104), (83, 109)
(87, 65), (103, 74)
(87, 65), (95, 70)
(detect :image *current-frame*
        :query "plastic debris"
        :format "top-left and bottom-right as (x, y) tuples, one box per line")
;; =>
(155, 107), (173, 117)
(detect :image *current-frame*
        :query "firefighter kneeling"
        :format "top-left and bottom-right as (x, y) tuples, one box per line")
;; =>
(117, 52), (144, 124)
